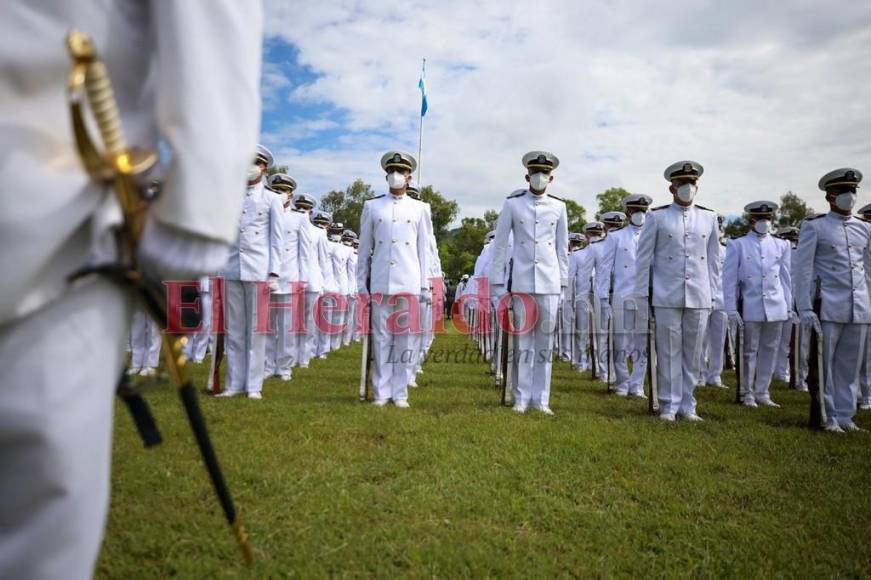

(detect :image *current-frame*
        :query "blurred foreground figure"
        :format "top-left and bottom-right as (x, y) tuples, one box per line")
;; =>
(0, 2), (262, 577)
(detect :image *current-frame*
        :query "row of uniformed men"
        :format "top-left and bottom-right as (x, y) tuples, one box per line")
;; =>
(156, 146), (443, 402)
(458, 156), (870, 431)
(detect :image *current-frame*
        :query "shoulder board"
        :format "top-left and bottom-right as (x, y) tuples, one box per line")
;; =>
(804, 214), (824, 221)
(694, 204), (715, 212)
(507, 191), (526, 199)
(651, 204), (668, 211)
(547, 194), (565, 202)
(364, 194), (385, 202)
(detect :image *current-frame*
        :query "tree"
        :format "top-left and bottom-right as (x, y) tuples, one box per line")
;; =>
(777, 191), (812, 229)
(420, 185), (459, 240)
(484, 210), (500, 231)
(595, 187), (629, 219)
(440, 217), (489, 282)
(723, 216), (748, 239)
(319, 178), (375, 232)
(266, 164), (289, 177)
(565, 199), (587, 233)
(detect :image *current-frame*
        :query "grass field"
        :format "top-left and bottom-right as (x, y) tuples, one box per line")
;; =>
(97, 321), (871, 578)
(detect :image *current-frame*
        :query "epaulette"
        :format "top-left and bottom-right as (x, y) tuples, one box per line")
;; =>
(507, 191), (525, 199)
(695, 204), (715, 212)
(803, 214), (824, 221)
(652, 204), (668, 211)
(364, 194), (385, 202)
(547, 193), (565, 202)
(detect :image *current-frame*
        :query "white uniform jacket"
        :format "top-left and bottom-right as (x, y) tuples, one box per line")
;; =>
(223, 182), (284, 282)
(793, 212), (871, 323)
(0, 1), (261, 323)
(357, 193), (430, 295)
(594, 225), (643, 304)
(723, 233), (791, 322)
(635, 203), (721, 309)
(488, 190), (569, 295)
(276, 209), (306, 293)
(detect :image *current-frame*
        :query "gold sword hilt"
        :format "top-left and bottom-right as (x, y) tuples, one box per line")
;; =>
(66, 30), (157, 246)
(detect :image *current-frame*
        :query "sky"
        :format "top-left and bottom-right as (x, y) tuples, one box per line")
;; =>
(260, 0), (871, 224)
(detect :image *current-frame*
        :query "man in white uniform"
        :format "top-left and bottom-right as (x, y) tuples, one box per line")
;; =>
(357, 151), (431, 407)
(596, 195), (652, 398)
(312, 211), (337, 359)
(327, 221), (352, 352)
(290, 193), (326, 368)
(489, 151), (569, 415)
(772, 226), (801, 386)
(635, 161), (720, 422)
(794, 168), (870, 432)
(700, 215), (729, 388)
(342, 230), (359, 346)
(592, 211), (626, 384)
(723, 201), (792, 407)
(856, 204), (871, 410)
(264, 173), (303, 381)
(217, 145), (283, 401)
(0, 2), (261, 577)
(571, 222), (603, 373)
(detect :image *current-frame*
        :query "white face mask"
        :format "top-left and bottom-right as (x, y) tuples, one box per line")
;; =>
(752, 219), (770, 235)
(387, 171), (407, 190)
(529, 172), (551, 192)
(834, 192), (857, 211)
(630, 212), (646, 227)
(247, 164), (262, 182)
(676, 183), (697, 203)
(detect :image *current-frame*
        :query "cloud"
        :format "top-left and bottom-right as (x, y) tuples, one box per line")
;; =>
(261, 0), (871, 220)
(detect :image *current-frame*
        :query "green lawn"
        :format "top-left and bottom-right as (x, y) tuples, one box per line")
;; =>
(98, 321), (871, 578)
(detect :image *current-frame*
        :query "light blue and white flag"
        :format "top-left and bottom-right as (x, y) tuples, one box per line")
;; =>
(418, 61), (428, 117)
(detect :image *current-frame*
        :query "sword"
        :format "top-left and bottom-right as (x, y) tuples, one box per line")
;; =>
(359, 267), (373, 402)
(66, 31), (252, 566)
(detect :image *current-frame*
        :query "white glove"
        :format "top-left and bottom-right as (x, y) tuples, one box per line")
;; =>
(727, 311), (743, 327)
(789, 310), (800, 324)
(600, 299), (613, 321)
(800, 310), (822, 334)
(267, 278), (280, 293)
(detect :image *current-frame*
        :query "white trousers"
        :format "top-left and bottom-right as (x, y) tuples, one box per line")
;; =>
(573, 302), (591, 370)
(224, 280), (267, 394)
(612, 304), (648, 395)
(773, 319), (794, 380)
(510, 293), (559, 408)
(593, 302), (609, 380)
(343, 296), (356, 345)
(299, 291), (319, 365)
(329, 295), (348, 352)
(371, 295), (416, 402)
(821, 322), (867, 425)
(130, 308), (161, 370)
(316, 293), (341, 357)
(701, 309), (727, 384)
(653, 307), (710, 416)
(741, 321), (783, 402)
(184, 291), (212, 362)
(265, 292), (301, 376)
(0, 278), (130, 580)
(559, 298), (573, 358)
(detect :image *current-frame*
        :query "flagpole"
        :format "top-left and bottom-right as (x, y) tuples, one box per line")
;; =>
(417, 57), (425, 187)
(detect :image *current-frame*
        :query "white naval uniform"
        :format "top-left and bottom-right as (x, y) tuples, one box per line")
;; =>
(344, 248), (359, 345)
(357, 192), (430, 403)
(793, 212), (871, 427)
(569, 247), (593, 370)
(773, 244), (798, 383)
(314, 226), (337, 357)
(222, 181), (284, 394)
(635, 203), (720, 417)
(184, 276), (213, 363)
(414, 206), (441, 376)
(265, 207), (304, 378)
(700, 242), (728, 385)
(489, 190), (569, 409)
(297, 212), (327, 366)
(590, 235), (614, 381)
(327, 239), (351, 352)
(130, 307), (162, 371)
(723, 232), (792, 403)
(595, 223), (647, 396)
(0, 2), (261, 578)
